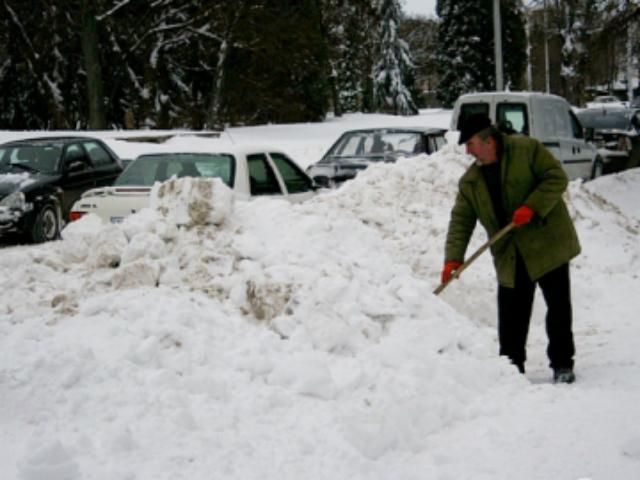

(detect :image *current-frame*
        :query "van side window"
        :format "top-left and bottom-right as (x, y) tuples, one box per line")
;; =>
(458, 103), (490, 130)
(569, 110), (584, 139)
(496, 103), (529, 135)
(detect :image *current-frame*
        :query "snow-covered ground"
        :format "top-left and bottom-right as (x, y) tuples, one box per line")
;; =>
(1, 110), (640, 479)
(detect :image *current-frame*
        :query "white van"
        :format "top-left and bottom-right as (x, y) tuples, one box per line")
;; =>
(451, 92), (602, 180)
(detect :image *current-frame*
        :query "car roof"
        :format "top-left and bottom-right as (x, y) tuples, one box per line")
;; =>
(0, 136), (105, 147)
(129, 141), (292, 159)
(336, 127), (446, 135)
(456, 91), (567, 102)
(577, 108), (636, 117)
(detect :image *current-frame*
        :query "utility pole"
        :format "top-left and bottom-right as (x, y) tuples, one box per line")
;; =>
(493, 0), (504, 91)
(526, 7), (533, 90)
(543, 0), (550, 93)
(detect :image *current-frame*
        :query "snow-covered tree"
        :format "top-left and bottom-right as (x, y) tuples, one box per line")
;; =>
(596, 0), (640, 98)
(435, 0), (527, 107)
(399, 15), (439, 107)
(533, 0), (638, 105)
(219, 0), (329, 124)
(319, 0), (378, 115)
(1, 2), (78, 128)
(373, 0), (418, 115)
(556, 1), (592, 105)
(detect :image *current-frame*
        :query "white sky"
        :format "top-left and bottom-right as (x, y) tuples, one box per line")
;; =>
(403, 0), (437, 17)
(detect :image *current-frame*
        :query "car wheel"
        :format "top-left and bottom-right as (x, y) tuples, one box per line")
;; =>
(590, 156), (604, 180)
(30, 204), (60, 243)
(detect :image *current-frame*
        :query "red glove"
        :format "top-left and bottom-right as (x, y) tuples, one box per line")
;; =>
(441, 261), (463, 284)
(512, 205), (535, 226)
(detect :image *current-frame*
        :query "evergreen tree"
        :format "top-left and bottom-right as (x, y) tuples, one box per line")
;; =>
(319, 0), (378, 115)
(0, 1), (79, 128)
(400, 16), (440, 107)
(372, 0), (418, 115)
(502, 1), (528, 90)
(558, 0), (591, 105)
(435, 0), (527, 107)
(220, 0), (329, 124)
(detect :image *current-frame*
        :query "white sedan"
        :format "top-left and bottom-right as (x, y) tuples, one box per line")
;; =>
(585, 95), (628, 109)
(69, 144), (317, 224)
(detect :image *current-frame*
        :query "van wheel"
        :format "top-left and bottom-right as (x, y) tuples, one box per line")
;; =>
(590, 157), (604, 180)
(30, 204), (60, 243)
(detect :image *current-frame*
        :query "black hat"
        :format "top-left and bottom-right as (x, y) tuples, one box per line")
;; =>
(458, 113), (492, 144)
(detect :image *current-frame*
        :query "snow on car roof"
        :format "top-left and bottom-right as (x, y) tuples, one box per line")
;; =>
(109, 135), (292, 160)
(456, 91), (570, 103)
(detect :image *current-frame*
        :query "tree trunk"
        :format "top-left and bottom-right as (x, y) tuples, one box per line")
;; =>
(626, 22), (635, 102)
(81, 0), (107, 129)
(329, 67), (343, 117)
(207, 38), (229, 129)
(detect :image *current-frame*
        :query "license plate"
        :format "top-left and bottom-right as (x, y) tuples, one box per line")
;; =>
(110, 216), (124, 224)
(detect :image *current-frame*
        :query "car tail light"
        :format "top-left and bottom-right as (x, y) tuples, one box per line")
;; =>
(69, 211), (86, 222)
(618, 136), (632, 151)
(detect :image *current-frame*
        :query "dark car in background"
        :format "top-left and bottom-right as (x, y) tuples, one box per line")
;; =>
(0, 137), (122, 242)
(577, 108), (640, 175)
(306, 127), (447, 188)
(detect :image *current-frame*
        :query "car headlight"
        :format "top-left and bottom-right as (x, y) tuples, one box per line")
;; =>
(0, 191), (26, 209)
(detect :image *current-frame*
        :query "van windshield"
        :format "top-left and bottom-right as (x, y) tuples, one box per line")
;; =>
(496, 103), (529, 135)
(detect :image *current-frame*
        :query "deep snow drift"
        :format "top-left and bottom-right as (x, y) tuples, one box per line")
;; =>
(1, 113), (640, 479)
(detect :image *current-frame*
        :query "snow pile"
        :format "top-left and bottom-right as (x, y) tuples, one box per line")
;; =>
(567, 171), (640, 274)
(0, 146), (524, 480)
(317, 140), (472, 275)
(2, 129), (640, 478)
(150, 176), (235, 227)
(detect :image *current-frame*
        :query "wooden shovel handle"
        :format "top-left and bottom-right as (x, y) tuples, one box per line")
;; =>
(433, 222), (516, 295)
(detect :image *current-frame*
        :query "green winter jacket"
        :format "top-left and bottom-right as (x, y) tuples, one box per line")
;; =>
(445, 134), (581, 288)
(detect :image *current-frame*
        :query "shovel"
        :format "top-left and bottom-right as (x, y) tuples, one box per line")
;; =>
(433, 222), (516, 295)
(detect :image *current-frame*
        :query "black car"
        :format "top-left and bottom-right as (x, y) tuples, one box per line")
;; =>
(306, 127), (447, 188)
(0, 136), (122, 242)
(577, 108), (640, 175)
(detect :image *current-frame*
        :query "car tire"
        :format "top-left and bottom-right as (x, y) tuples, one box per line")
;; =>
(590, 156), (604, 180)
(30, 204), (60, 243)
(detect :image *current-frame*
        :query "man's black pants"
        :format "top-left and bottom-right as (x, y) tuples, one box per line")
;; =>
(497, 253), (575, 371)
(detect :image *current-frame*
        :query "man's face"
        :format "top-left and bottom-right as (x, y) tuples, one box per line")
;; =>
(465, 134), (497, 165)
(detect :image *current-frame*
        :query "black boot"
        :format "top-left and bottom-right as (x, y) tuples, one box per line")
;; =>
(553, 368), (575, 384)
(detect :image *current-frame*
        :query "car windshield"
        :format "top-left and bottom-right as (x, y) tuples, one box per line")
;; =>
(594, 96), (621, 103)
(324, 131), (422, 161)
(115, 153), (235, 186)
(578, 111), (631, 130)
(0, 145), (62, 174)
